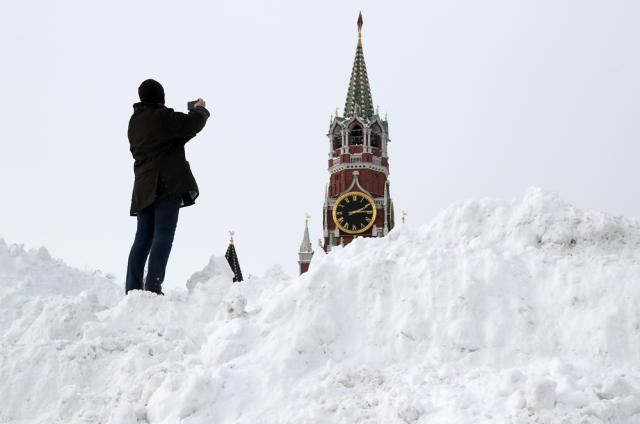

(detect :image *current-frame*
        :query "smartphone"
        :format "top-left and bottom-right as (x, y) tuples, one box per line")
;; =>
(187, 100), (197, 111)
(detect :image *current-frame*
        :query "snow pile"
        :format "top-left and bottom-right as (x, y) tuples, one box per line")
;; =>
(0, 240), (120, 340)
(2, 188), (640, 423)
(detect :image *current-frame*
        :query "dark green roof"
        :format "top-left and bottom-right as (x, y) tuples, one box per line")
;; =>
(344, 14), (375, 119)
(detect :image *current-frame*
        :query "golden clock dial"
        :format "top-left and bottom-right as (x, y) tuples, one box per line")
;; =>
(332, 191), (377, 234)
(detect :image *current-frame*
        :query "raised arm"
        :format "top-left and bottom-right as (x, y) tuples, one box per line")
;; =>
(163, 101), (210, 140)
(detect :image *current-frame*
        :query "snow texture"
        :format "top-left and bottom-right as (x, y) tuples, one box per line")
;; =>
(2, 188), (640, 423)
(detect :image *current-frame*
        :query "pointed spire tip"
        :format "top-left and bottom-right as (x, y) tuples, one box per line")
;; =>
(299, 214), (313, 254)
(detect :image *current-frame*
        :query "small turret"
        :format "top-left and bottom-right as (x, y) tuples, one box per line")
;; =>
(225, 231), (244, 282)
(298, 214), (314, 274)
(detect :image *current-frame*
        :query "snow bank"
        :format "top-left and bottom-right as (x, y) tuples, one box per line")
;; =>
(2, 188), (640, 423)
(0, 240), (120, 339)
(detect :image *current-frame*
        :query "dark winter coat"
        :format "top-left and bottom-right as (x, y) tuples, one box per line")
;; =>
(128, 102), (210, 216)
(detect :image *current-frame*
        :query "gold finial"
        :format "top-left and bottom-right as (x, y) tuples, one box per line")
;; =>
(401, 210), (408, 224)
(357, 12), (363, 45)
(229, 230), (235, 244)
(305, 213), (311, 223)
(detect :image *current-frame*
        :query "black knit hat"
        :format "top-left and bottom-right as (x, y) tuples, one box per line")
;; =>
(138, 79), (165, 104)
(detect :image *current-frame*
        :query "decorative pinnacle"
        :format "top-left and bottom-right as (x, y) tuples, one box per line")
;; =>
(357, 12), (363, 45)
(229, 230), (235, 244)
(401, 211), (408, 224)
(299, 215), (313, 254)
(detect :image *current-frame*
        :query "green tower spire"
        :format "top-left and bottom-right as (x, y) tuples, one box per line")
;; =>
(344, 12), (375, 119)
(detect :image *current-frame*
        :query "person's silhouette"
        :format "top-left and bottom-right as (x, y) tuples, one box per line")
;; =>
(125, 79), (210, 295)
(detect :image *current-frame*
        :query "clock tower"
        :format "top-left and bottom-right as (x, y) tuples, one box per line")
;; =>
(322, 12), (395, 252)
(297, 12), (395, 275)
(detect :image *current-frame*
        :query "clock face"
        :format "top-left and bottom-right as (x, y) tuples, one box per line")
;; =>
(332, 191), (377, 234)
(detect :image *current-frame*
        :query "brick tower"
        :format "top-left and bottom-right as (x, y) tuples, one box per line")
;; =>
(322, 12), (395, 253)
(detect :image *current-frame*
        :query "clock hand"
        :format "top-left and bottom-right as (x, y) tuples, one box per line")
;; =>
(350, 205), (371, 213)
(348, 209), (374, 216)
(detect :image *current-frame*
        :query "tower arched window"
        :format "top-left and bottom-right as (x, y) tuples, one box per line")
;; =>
(350, 124), (363, 145)
(371, 124), (382, 148)
(332, 127), (342, 150)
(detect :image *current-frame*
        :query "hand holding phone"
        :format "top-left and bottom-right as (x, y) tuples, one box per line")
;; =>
(188, 98), (206, 111)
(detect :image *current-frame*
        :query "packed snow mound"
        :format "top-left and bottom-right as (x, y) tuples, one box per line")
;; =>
(424, 187), (640, 257)
(0, 239), (120, 301)
(2, 188), (640, 423)
(0, 239), (120, 340)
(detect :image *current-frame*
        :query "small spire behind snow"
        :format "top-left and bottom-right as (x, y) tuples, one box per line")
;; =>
(299, 214), (313, 254)
(298, 214), (314, 275)
(225, 231), (243, 282)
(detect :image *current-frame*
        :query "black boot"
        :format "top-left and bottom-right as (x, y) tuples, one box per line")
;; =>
(145, 287), (164, 296)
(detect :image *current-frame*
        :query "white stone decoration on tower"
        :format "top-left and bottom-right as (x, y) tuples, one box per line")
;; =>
(298, 214), (314, 274)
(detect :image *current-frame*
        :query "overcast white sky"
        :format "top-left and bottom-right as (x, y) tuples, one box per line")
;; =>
(1, 0), (639, 289)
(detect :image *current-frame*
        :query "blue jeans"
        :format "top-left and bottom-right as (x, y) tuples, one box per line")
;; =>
(125, 196), (181, 294)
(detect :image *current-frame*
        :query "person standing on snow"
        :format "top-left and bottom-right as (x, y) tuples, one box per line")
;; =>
(125, 79), (210, 295)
